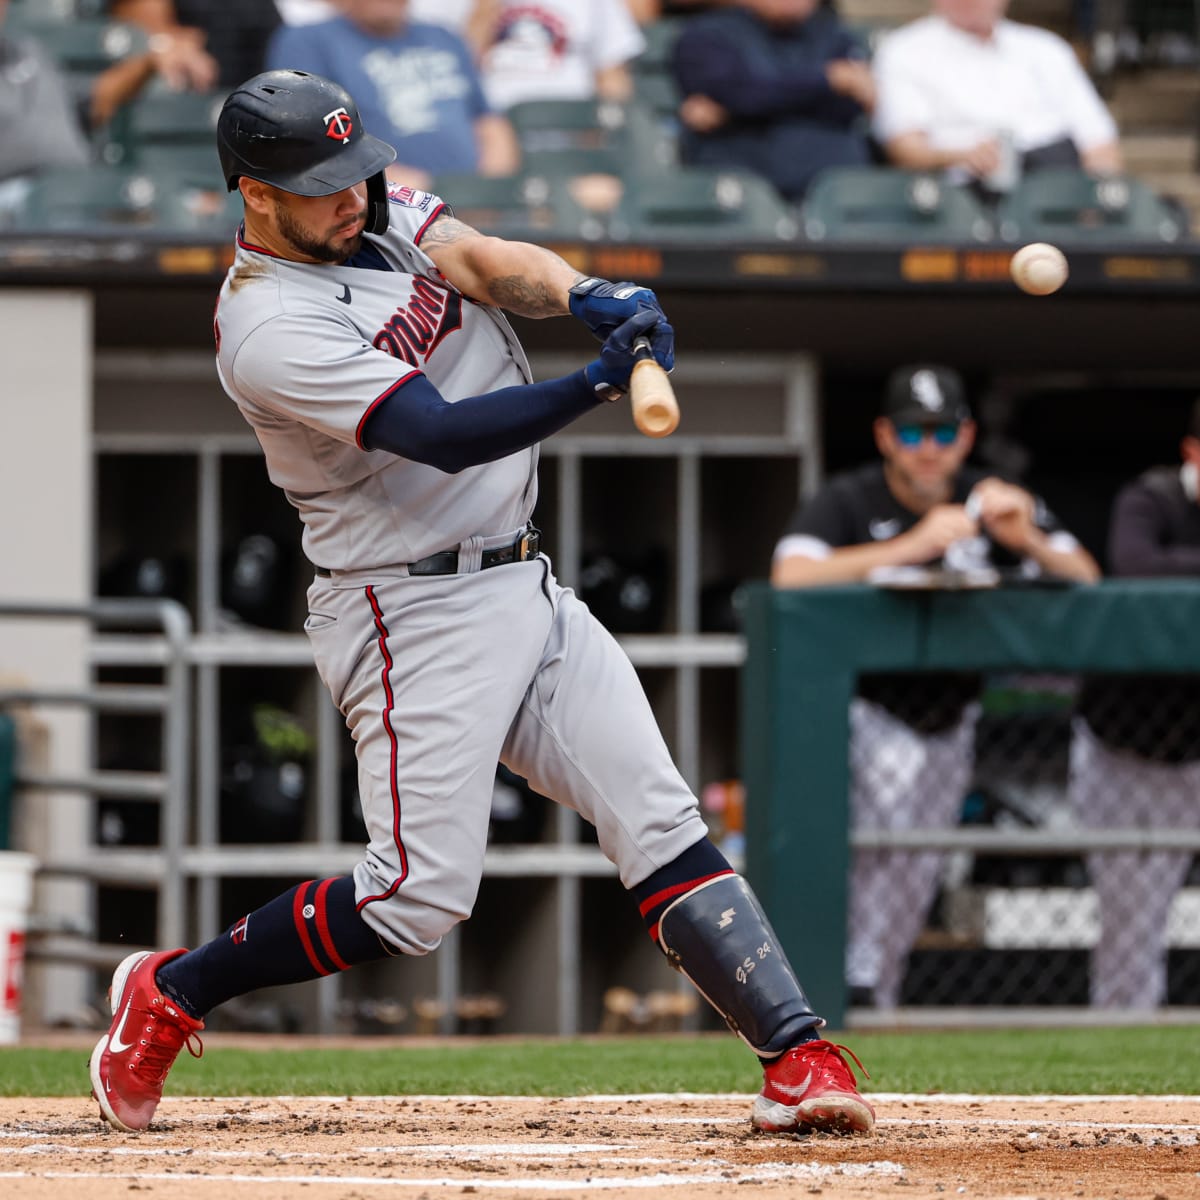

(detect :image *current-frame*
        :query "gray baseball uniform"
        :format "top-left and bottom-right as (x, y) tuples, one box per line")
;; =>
(214, 186), (706, 954)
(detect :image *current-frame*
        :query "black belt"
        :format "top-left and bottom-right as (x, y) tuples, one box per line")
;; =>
(314, 526), (540, 578)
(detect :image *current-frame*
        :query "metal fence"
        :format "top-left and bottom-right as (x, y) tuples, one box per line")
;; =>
(848, 672), (1200, 1016)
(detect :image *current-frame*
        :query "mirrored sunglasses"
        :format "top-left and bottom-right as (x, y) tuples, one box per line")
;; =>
(894, 423), (959, 447)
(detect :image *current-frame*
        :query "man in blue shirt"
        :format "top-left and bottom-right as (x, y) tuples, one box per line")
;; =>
(670, 0), (875, 200)
(268, 0), (519, 188)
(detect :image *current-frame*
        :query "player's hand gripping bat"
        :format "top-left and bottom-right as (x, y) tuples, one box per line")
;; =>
(630, 336), (679, 438)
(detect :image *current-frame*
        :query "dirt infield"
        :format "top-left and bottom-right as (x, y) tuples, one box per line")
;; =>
(1, 1094), (1196, 1199)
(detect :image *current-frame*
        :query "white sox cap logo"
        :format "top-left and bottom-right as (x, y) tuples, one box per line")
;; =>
(909, 369), (945, 414)
(324, 106), (353, 143)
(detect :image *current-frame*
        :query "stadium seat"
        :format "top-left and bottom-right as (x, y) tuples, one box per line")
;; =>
(107, 90), (227, 187)
(994, 168), (1189, 244)
(10, 164), (237, 235)
(612, 168), (800, 243)
(4, 15), (147, 74)
(123, 89), (225, 148)
(508, 98), (632, 175)
(634, 17), (685, 76)
(800, 167), (994, 243)
(430, 173), (607, 241)
(631, 71), (682, 128)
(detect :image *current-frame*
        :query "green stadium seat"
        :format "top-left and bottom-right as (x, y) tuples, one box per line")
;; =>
(800, 167), (994, 243)
(124, 89), (225, 147)
(105, 89), (227, 186)
(612, 168), (800, 243)
(10, 164), (237, 235)
(632, 71), (682, 125)
(994, 168), (1189, 244)
(508, 98), (631, 144)
(633, 17), (685, 77)
(5, 15), (148, 74)
(431, 173), (607, 241)
(509, 97), (676, 179)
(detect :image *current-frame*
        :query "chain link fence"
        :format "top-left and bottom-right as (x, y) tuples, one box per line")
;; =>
(846, 672), (1200, 1012)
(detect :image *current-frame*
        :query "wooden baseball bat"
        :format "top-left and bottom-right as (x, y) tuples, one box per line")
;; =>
(629, 336), (679, 438)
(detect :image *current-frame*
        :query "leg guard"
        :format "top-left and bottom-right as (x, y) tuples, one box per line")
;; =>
(657, 873), (821, 1056)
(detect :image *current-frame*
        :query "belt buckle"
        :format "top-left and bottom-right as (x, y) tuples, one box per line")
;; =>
(519, 526), (541, 561)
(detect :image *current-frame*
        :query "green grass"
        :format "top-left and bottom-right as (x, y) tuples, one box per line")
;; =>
(2, 1027), (1196, 1097)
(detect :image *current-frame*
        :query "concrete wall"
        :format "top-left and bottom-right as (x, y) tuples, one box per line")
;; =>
(0, 290), (93, 1025)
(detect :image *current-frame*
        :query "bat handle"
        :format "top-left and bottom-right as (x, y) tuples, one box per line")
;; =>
(629, 335), (679, 438)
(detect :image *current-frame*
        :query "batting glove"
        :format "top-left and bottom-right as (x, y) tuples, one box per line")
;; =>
(569, 276), (675, 371)
(584, 308), (670, 400)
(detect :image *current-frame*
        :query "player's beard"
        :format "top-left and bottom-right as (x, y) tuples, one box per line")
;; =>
(275, 201), (363, 264)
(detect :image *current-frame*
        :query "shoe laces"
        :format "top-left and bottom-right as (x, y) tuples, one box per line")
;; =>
(802, 1039), (870, 1088)
(131, 999), (204, 1085)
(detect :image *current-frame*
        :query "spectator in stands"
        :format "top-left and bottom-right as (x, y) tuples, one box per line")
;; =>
(872, 0), (1122, 194)
(111, 1), (275, 90)
(276, 1), (343, 24)
(0, 0), (209, 196)
(104, 1), (219, 97)
(267, 0), (519, 189)
(1069, 399), (1200, 1010)
(669, 0), (875, 202)
(410, 1), (645, 109)
(0, 0), (90, 185)
(408, 1), (498, 59)
(771, 365), (1099, 1011)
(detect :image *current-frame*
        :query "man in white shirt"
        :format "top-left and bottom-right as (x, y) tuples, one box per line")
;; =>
(872, 0), (1122, 189)
(410, 0), (645, 109)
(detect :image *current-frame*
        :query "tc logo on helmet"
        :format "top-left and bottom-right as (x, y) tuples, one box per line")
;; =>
(324, 106), (353, 143)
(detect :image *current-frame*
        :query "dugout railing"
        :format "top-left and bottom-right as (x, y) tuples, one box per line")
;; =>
(0, 598), (192, 963)
(741, 578), (1200, 1029)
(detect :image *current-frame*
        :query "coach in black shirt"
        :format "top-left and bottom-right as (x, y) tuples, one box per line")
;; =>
(771, 364), (1098, 1010)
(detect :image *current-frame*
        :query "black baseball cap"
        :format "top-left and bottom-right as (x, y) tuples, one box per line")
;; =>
(883, 365), (971, 426)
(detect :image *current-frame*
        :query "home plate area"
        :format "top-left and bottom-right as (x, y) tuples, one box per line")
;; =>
(0, 1094), (1196, 1199)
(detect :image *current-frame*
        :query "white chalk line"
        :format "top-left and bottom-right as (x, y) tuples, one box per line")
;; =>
(0, 1161), (908, 1190)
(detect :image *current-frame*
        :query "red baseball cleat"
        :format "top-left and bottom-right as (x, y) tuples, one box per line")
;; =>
(752, 1039), (875, 1135)
(89, 949), (204, 1131)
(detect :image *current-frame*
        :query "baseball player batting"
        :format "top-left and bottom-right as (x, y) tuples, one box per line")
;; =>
(88, 69), (873, 1136)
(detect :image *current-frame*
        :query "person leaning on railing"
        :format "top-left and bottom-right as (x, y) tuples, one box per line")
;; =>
(770, 364), (1100, 1012)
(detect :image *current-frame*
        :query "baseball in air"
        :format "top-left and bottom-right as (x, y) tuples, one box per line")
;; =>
(1010, 242), (1069, 296)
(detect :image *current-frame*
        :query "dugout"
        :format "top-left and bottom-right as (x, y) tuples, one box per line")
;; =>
(4, 218), (1200, 1032)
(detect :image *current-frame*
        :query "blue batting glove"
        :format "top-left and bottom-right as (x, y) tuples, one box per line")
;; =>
(569, 276), (674, 371)
(584, 308), (663, 399)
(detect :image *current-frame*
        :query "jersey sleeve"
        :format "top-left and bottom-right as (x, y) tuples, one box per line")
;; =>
(385, 184), (449, 245)
(228, 310), (422, 449)
(772, 482), (855, 561)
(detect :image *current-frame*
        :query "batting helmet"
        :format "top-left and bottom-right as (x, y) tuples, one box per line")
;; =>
(217, 69), (397, 235)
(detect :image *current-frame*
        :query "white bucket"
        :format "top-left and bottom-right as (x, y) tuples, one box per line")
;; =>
(0, 852), (37, 1044)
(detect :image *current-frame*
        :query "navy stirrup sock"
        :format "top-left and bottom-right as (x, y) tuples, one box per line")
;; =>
(632, 838), (735, 943)
(156, 875), (391, 1019)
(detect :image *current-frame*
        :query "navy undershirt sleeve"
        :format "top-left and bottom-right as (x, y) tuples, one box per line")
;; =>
(360, 369), (602, 473)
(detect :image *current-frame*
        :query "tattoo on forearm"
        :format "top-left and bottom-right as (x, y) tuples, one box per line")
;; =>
(423, 216), (572, 316)
(489, 274), (568, 318)
(490, 246), (574, 317)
